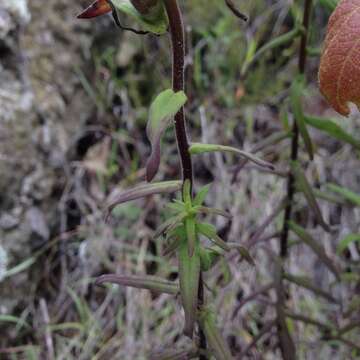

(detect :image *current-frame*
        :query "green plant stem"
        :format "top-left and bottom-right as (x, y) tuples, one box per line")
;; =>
(163, 0), (207, 357)
(277, 1), (312, 359)
(280, 0), (312, 258)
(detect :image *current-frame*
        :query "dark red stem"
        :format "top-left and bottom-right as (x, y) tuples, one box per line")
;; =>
(163, 1), (206, 357)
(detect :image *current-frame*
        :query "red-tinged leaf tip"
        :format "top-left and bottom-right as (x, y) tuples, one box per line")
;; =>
(77, 0), (112, 19)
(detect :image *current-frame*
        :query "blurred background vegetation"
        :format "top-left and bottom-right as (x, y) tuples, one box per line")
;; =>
(0, 0), (359, 359)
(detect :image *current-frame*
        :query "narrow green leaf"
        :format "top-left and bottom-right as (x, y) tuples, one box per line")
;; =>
(288, 221), (340, 280)
(107, 181), (182, 214)
(189, 143), (275, 170)
(306, 47), (322, 57)
(198, 307), (234, 360)
(318, 0), (338, 12)
(197, 223), (230, 252)
(199, 247), (221, 271)
(153, 212), (187, 239)
(95, 274), (179, 294)
(241, 27), (303, 75)
(228, 243), (255, 266)
(111, 0), (168, 34)
(0, 315), (31, 330)
(311, 188), (346, 205)
(284, 311), (332, 330)
(49, 322), (84, 332)
(198, 206), (232, 219)
(291, 161), (330, 232)
(146, 90), (187, 181)
(304, 115), (360, 150)
(337, 234), (360, 254)
(163, 233), (183, 257)
(290, 76), (314, 160)
(178, 240), (200, 338)
(185, 217), (197, 257)
(166, 202), (185, 213)
(273, 259), (296, 357)
(219, 257), (232, 287)
(193, 184), (211, 206)
(2, 257), (36, 279)
(327, 183), (360, 207)
(284, 273), (337, 303)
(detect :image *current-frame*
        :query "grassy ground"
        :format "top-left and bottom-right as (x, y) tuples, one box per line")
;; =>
(0, 0), (359, 359)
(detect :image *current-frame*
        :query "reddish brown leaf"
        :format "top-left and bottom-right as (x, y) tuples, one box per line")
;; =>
(319, 0), (360, 116)
(77, 0), (112, 19)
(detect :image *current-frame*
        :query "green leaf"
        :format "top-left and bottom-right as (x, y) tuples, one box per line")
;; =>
(0, 315), (31, 330)
(178, 240), (200, 338)
(304, 115), (360, 150)
(197, 223), (230, 252)
(337, 234), (360, 254)
(199, 247), (222, 271)
(107, 181), (182, 215)
(198, 206), (233, 219)
(193, 184), (211, 206)
(219, 257), (232, 287)
(153, 212), (187, 239)
(284, 273), (337, 303)
(166, 201), (185, 213)
(241, 26), (304, 75)
(146, 89), (187, 181)
(228, 243), (255, 266)
(185, 217), (197, 257)
(163, 234), (182, 257)
(198, 307), (234, 360)
(290, 76), (314, 160)
(95, 274), (179, 294)
(318, 0), (338, 12)
(326, 183), (360, 207)
(288, 221), (340, 280)
(189, 143), (275, 170)
(111, 0), (168, 34)
(291, 161), (330, 232)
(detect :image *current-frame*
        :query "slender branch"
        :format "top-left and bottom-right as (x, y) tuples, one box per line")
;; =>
(224, 0), (248, 22)
(276, 1), (313, 358)
(280, 0), (312, 258)
(163, 1), (206, 357)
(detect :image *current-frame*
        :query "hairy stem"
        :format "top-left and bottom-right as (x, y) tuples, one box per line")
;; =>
(163, 0), (207, 357)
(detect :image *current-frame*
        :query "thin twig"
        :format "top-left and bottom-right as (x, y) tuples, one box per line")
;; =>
(224, 0), (248, 21)
(276, 2), (313, 357)
(280, 0), (312, 258)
